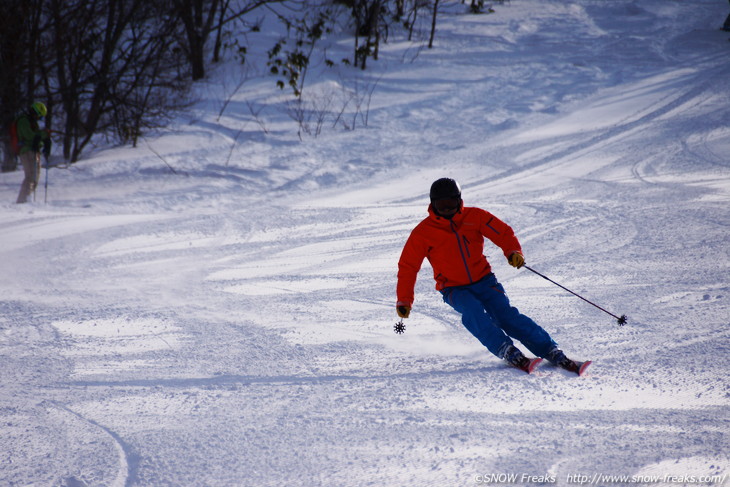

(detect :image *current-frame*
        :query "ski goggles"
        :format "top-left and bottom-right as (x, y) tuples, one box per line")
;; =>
(432, 197), (460, 214)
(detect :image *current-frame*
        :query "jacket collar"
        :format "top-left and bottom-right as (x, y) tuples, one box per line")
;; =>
(428, 201), (465, 224)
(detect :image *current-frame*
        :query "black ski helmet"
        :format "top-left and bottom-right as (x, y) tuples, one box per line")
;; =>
(430, 178), (461, 202)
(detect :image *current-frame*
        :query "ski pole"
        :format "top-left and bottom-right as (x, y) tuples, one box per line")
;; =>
(32, 153), (40, 202)
(523, 265), (627, 326)
(44, 154), (49, 204)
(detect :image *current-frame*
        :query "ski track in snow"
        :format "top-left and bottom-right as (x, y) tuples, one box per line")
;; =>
(1, 1), (729, 486)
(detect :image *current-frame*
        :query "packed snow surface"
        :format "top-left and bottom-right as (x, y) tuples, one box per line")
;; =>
(1, 1), (729, 486)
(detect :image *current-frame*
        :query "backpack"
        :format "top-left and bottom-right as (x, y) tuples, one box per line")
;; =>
(9, 118), (20, 155)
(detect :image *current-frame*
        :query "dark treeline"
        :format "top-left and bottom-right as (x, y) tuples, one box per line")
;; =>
(1, 0), (484, 167)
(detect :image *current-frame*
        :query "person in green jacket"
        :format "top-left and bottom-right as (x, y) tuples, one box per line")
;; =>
(16, 101), (52, 203)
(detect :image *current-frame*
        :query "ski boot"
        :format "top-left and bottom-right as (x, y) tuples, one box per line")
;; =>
(503, 345), (542, 374)
(546, 348), (591, 376)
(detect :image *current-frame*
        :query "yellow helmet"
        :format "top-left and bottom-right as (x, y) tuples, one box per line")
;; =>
(31, 101), (47, 119)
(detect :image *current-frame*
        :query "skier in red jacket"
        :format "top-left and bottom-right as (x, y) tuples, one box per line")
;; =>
(396, 178), (583, 373)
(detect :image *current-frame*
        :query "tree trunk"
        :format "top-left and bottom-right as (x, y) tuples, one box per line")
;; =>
(177, 0), (221, 81)
(429, 0), (440, 49)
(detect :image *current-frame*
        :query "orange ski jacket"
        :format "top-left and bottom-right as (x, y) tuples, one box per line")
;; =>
(396, 204), (523, 307)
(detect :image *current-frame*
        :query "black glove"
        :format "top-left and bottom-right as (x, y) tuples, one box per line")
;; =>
(43, 138), (52, 157)
(32, 134), (42, 152)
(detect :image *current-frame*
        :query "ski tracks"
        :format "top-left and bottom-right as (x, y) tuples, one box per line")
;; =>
(469, 53), (730, 194)
(44, 401), (133, 487)
(0, 399), (132, 487)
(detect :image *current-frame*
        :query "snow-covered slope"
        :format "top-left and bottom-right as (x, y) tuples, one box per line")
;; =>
(1, 1), (728, 486)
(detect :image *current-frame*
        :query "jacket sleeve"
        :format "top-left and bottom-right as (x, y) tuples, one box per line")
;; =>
(396, 229), (427, 307)
(480, 211), (523, 259)
(16, 116), (49, 150)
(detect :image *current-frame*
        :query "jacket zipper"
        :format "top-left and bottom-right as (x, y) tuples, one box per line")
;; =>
(450, 220), (473, 283)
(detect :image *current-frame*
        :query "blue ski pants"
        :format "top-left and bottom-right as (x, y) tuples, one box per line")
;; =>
(440, 273), (557, 359)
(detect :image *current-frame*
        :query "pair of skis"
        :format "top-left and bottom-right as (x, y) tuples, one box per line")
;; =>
(394, 319), (592, 376)
(517, 357), (592, 376)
